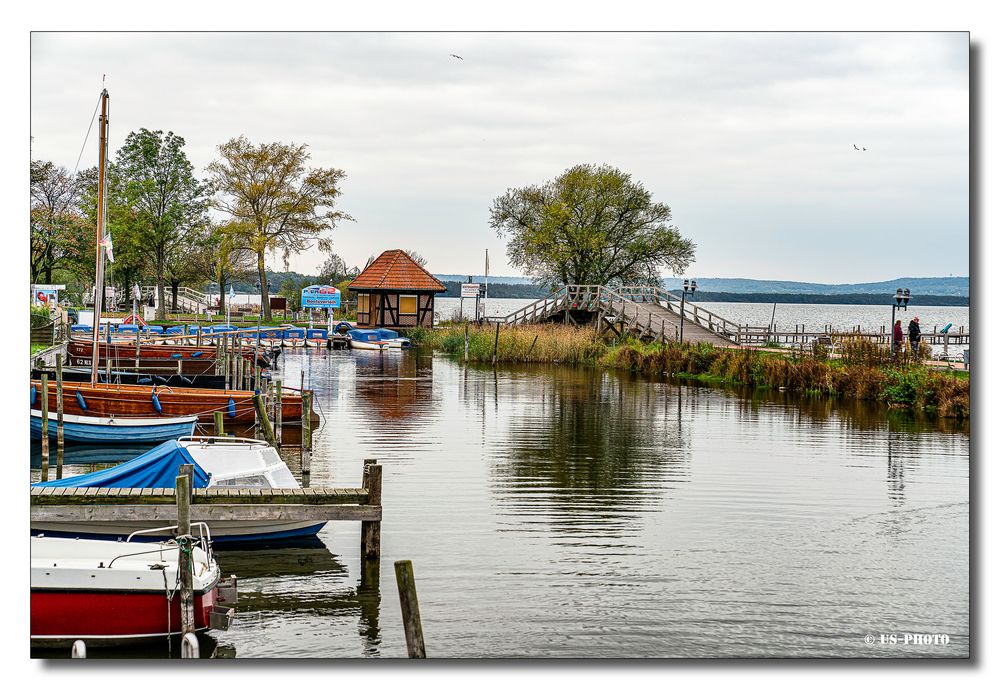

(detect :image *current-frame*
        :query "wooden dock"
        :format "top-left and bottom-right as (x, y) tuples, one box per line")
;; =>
(496, 284), (970, 349)
(30, 461), (384, 559)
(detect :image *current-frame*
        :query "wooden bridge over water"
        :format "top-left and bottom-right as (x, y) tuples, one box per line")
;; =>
(493, 285), (970, 350)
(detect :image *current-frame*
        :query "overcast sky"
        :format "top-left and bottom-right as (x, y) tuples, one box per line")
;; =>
(29, 32), (969, 282)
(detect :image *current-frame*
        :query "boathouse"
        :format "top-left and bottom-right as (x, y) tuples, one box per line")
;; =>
(348, 249), (446, 329)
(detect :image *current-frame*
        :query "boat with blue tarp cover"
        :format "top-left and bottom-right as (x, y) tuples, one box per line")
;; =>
(346, 327), (412, 350)
(31, 438), (327, 544)
(30, 409), (198, 443)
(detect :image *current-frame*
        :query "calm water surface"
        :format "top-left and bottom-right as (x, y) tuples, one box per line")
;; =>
(34, 348), (969, 658)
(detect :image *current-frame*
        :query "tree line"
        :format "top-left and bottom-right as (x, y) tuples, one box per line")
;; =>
(31, 131), (353, 320)
(35, 125), (699, 320)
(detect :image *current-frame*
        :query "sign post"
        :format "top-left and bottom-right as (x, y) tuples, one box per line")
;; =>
(461, 282), (480, 322)
(301, 284), (342, 331)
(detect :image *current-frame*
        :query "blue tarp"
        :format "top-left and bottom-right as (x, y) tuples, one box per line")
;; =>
(33, 440), (211, 489)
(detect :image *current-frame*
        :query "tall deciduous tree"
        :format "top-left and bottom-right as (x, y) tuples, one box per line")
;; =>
(489, 164), (695, 289)
(190, 220), (257, 314)
(30, 160), (90, 283)
(114, 129), (210, 318)
(207, 137), (352, 320)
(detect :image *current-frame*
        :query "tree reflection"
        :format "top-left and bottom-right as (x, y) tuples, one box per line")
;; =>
(488, 365), (690, 527)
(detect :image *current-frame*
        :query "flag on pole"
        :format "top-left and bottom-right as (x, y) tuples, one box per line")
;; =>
(229, 283), (236, 301)
(99, 231), (115, 263)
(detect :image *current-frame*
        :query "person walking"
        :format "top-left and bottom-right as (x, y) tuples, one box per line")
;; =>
(892, 319), (904, 355)
(907, 317), (921, 356)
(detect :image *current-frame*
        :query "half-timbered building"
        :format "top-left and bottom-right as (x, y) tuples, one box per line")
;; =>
(348, 249), (446, 329)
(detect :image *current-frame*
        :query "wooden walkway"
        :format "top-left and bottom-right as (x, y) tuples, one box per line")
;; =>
(496, 285), (970, 349)
(497, 285), (738, 345)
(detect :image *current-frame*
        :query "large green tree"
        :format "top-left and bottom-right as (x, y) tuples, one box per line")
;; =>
(489, 164), (695, 289)
(207, 137), (352, 320)
(189, 220), (257, 314)
(30, 160), (91, 283)
(113, 129), (210, 318)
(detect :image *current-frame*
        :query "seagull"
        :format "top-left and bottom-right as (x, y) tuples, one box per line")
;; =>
(853, 144), (859, 150)
(450, 54), (464, 60)
(862, 147), (867, 151)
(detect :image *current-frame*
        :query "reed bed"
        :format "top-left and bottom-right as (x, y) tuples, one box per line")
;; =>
(423, 323), (969, 418)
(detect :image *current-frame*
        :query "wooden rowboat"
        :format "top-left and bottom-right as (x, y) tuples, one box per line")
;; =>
(68, 338), (271, 367)
(30, 379), (313, 424)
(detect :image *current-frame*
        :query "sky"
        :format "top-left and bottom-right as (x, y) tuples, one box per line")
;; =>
(29, 31), (969, 283)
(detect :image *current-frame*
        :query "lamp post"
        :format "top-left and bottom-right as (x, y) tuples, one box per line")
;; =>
(891, 287), (910, 352)
(679, 279), (697, 343)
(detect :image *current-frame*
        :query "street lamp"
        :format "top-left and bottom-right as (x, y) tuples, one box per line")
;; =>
(679, 279), (697, 343)
(891, 287), (911, 352)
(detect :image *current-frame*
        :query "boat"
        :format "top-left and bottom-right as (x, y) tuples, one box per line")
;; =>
(32, 437), (327, 543)
(68, 337), (271, 368)
(347, 328), (412, 350)
(30, 379), (314, 424)
(30, 531), (235, 645)
(32, 366), (237, 390)
(30, 409), (198, 444)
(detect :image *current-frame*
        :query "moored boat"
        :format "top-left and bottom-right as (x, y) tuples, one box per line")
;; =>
(30, 409), (198, 443)
(32, 438), (327, 543)
(30, 532), (235, 645)
(30, 379), (313, 424)
(347, 328), (411, 350)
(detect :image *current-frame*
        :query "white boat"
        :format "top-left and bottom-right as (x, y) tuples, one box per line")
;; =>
(30, 530), (236, 645)
(32, 437), (326, 544)
(347, 328), (412, 350)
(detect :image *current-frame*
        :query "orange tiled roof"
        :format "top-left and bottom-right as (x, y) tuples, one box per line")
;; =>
(348, 249), (447, 292)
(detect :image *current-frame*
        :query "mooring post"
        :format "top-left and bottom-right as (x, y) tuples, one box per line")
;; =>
(40, 373), (49, 482)
(394, 560), (426, 659)
(55, 354), (64, 479)
(525, 333), (539, 362)
(253, 392), (278, 447)
(175, 465), (195, 635)
(302, 390), (313, 451)
(181, 632), (200, 659)
(464, 323), (469, 362)
(361, 460), (382, 561)
(214, 410), (225, 437)
(491, 322), (500, 366)
(275, 379), (283, 446)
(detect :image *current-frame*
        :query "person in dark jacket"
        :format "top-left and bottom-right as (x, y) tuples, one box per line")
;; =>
(907, 317), (921, 355)
(892, 320), (904, 354)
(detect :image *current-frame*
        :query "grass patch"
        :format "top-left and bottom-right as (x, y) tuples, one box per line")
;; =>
(424, 324), (970, 419)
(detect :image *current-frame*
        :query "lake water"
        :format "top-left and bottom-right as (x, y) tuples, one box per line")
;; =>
(32, 348), (969, 658)
(437, 297), (969, 334)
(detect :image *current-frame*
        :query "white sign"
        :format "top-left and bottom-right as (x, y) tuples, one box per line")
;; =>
(461, 283), (480, 298)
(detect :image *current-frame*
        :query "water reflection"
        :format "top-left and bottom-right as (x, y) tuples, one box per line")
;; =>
(478, 364), (691, 531)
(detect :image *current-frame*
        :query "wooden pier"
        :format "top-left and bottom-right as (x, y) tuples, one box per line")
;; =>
(30, 461), (384, 559)
(496, 284), (970, 349)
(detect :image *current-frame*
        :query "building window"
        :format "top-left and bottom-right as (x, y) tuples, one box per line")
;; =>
(399, 295), (417, 315)
(358, 294), (369, 314)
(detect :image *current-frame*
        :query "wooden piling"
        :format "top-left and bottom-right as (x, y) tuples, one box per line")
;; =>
(491, 322), (500, 365)
(361, 460), (382, 561)
(302, 390), (313, 451)
(525, 334), (539, 362)
(275, 379), (283, 446)
(214, 411), (225, 437)
(175, 466), (195, 634)
(464, 323), (469, 362)
(40, 373), (49, 482)
(253, 392), (278, 447)
(394, 560), (426, 659)
(55, 354), (64, 479)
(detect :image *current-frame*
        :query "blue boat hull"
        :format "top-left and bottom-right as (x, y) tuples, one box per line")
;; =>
(30, 416), (198, 444)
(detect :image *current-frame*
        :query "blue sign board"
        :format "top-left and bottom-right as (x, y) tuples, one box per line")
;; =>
(301, 285), (341, 309)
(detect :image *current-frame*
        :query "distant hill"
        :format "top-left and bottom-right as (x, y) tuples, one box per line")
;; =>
(664, 276), (969, 297)
(688, 292), (968, 307)
(435, 274), (535, 285)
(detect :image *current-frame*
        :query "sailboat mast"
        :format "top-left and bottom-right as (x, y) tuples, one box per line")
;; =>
(90, 89), (109, 385)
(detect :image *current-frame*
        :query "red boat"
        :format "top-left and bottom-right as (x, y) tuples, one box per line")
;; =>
(30, 532), (236, 646)
(31, 379), (313, 424)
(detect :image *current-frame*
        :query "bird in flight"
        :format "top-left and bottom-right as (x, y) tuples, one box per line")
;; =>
(853, 144), (859, 150)
(862, 147), (867, 151)
(450, 54), (464, 60)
